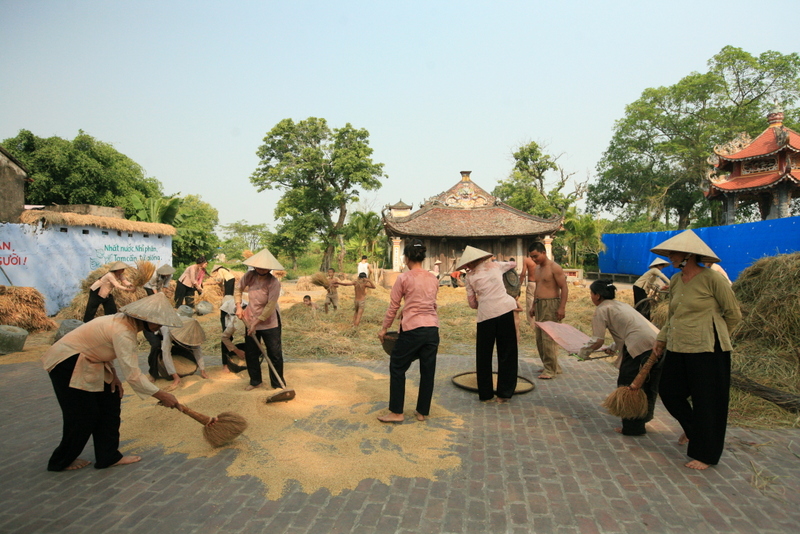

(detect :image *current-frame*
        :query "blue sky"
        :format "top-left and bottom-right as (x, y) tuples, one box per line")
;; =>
(1, 0), (796, 230)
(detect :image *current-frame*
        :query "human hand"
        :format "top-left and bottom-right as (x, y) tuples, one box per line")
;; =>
(111, 376), (124, 398)
(378, 329), (386, 343)
(556, 308), (566, 321)
(154, 390), (180, 408)
(652, 340), (666, 358)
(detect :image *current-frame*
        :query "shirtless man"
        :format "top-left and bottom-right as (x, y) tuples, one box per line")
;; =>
(324, 268), (340, 313)
(337, 272), (376, 326)
(519, 245), (538, 328)
(528, 241), (568, 379)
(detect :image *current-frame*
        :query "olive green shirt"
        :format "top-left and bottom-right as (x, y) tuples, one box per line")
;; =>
(657, 268), (741, 353)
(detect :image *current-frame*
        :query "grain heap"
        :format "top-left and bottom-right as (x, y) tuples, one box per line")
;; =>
(58, 263), (152, 320)
(121, 362), (463, 499)
(0, 285), (57, 332)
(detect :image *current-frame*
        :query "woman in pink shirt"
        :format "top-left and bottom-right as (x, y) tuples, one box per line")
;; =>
(174, 256), (208, 308)
(459, 246), (518, 403)
(377, 239), (439, 423)
(83, 261), (135, 322)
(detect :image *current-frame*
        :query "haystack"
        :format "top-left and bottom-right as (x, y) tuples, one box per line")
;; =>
(295, 276), (314, 291)
(0, 286), (57, 333)
(730, 253), (800, 396)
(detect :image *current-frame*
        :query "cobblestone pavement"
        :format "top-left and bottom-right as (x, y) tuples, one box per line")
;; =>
(2, 348), (799, 534)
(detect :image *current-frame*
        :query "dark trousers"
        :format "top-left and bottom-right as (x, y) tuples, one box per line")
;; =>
(220, 310), (232, 367)
(388, 326), (439, 415)
(659, 336), (730, 465)
(144, 329), (163, 377)
(476, 311), (518, 400)
(173, 281), (195, 308)
(47, 354), (123, 471)
(245, 323), (284, 388)
(83, 289), (116, 323)
(617, 347), (664, 435)
(144, 287), (155, 296)
(633, 286), (649, 320)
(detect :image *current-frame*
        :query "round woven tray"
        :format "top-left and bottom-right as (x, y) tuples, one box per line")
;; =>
(451, 371), (535, 394)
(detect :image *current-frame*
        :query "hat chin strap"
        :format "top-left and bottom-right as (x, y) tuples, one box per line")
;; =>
(678, 253), (692, 268)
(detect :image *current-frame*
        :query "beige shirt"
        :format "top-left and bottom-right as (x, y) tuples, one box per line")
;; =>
(178, 264), (206, 289)
(591, 299), (659, 358)
(657, 268), (741, 353)
(634, 268), (670, 292)
(41, 314), (159, 399)
(465, 260), (518, 323)
(89, 272), (131, 298)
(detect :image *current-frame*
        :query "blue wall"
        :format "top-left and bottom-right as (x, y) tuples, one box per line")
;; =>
(599, 216), (800, 282)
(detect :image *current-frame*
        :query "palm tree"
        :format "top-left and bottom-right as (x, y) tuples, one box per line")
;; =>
(344, 211), (386, 265)
(561, 208), (606, 268)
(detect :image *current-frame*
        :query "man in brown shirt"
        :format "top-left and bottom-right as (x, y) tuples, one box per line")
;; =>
(529, 242), (568, 379)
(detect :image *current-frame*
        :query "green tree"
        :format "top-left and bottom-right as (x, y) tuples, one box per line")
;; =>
(492, 141), (585, 217)
(172, 194), (220, 266)
(129, 194), (183, 225)
(343, 210), (386, 265)
(219, 220), (272, 252)
(271, 218), (316, 270)
(589, 46), (800, 228)
(250, 117), (385, 271)
(2, 129), (162, 215)
(559, 208), (606, 268)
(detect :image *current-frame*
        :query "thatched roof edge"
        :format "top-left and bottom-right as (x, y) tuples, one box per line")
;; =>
(19, 210), (177, 236)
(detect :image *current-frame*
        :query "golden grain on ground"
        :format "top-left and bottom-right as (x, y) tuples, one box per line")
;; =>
(120, 362), (463, 499)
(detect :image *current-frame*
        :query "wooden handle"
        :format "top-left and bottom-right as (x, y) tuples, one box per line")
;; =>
(629, 352), (660, 390)
(178, 404), (212, 426)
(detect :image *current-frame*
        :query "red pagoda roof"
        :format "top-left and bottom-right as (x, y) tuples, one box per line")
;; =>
(716, 126), (800, 162)
(707, 170), (800, 199)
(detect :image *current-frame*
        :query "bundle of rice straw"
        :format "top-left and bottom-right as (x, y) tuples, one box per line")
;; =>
(130, 260), (155, 288)
(242, 250), (254, 260)
(197, 269), (243, 307)
(0, 286), (57, 333)
(310, 272), (331, 289)
(272, 270), (287, 280)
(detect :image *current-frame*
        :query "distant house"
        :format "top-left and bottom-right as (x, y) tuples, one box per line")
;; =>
(382, 171), (563, 276)
(0, 145), (32, 223)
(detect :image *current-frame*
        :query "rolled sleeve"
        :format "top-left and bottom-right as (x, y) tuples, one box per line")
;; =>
(113, 330), (159, 398)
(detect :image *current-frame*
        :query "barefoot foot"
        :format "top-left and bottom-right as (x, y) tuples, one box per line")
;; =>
(200, 370), (209, 379)
(111, 455), (141, 467)
(496, 397), (510, 404)
(614, 427), (623, 434)
(678, 433), (689, 445)
(245, 384), (261, 391)
(414, 411), (426, 421)
(377, 413), (404, 423)
(65, 458), (91, 470)
(685, 459), (709, 470)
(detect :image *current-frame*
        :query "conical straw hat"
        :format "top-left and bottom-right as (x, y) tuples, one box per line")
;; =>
(455, 246), (493, 271)
(648, 258), (669, 268)
(243, 248), (284, 270)
(650, 230), (720, 264)
(108, 261), (129, 272)
(120, 293), (183, 327)
(220, 295), (236, 315)
(170, 317), (206, 346)
(156, 264), (176, 275)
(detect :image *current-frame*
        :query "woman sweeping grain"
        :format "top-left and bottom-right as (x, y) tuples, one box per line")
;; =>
(377, 239), (439, 423)
(650, 230), (741, 470)
(83, 261), (136, 322)
(212, 265), (237, 370)
(42, 293), (183, 471)
(147, 317), (210, 389)
(580, 280), (663, 435)
(459, 246), (518, 403)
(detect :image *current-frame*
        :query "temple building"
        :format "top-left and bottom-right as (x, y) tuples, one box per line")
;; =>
(382, 171), (563, 276)
(707, 107), (800, 224)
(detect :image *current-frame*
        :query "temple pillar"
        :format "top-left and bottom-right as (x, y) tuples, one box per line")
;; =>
(543, 235), (554, 260)
(391, 237), (402, 271)
(721, 193), (737, 225)
(774, 183), (792, 219)
(516, 238), (523, 271)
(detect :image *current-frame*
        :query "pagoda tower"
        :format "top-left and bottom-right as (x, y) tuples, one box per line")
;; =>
(706, 107), (800, 224)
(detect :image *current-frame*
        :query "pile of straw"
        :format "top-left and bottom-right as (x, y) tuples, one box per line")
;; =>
(730, 253), (800, 397)
(198, 269), (243, 307)
(130, 260), (155, 288)
(295, 276), (314, 291)
(0, 286), (57, 332)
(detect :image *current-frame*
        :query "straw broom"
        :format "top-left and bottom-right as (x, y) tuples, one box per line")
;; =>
(175, 404), (248, 447)
(602, 352), (661, 419)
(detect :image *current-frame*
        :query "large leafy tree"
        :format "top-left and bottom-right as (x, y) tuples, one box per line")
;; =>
(171, 194), (220, 266)
(492, 141), (586, 218)
(2, 129), (162, 215)
(589, 46), (800, 229)
(250, 117), (385, 271)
